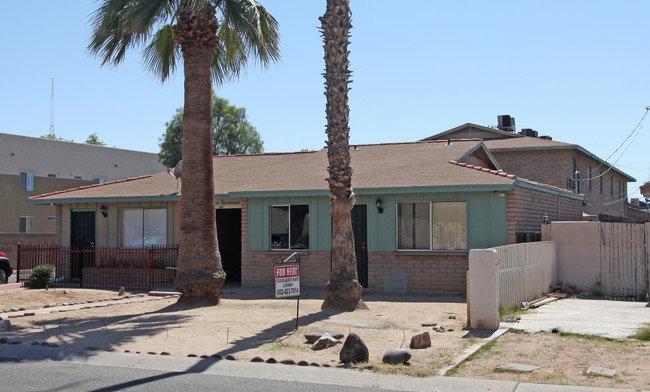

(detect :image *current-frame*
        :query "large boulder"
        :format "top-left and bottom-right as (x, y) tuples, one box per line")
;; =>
(382, 349), (412, 365)
(339, 333), (369, 363)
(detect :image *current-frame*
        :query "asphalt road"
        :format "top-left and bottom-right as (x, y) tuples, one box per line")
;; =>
(0, 345), (642, 392)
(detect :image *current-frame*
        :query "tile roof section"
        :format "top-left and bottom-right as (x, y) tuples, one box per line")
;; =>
(30, 140), (519, 202)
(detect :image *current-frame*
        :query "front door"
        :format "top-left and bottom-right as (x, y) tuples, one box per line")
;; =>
(351, 205), (368, 287)
(216, 208), (242, 283)
(70, 211), (95, 280)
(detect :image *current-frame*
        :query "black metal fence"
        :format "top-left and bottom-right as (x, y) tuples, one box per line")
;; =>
(16, 243), (178, 291)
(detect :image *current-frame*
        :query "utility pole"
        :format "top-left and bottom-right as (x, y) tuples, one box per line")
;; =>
(49, 78), (55, 137)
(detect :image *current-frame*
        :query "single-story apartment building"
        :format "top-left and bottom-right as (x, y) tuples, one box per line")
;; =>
(29, 140), (584, 294)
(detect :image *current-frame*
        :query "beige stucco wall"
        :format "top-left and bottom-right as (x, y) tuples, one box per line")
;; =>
(0, 133), (166, 234)
(543, 221), (600, 291)
(0, 174), (90, 233)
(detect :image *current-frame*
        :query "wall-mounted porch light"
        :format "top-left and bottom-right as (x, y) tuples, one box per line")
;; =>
(100, 205), (108, 218)
(375, 198), (384, 214)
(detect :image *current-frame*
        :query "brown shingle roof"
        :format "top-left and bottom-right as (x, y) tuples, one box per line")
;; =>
(484, 137), (574, 150)
(29, 140), (517, 202)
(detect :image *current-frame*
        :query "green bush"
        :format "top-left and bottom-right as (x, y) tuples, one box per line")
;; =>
(28, 264), (55, 289)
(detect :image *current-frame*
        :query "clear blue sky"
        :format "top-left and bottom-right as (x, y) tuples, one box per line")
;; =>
(2, 1), (649, 198)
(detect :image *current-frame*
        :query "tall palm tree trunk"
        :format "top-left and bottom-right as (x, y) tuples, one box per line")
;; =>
(173, 5), (225, 304)
(321, 0), (367, 311)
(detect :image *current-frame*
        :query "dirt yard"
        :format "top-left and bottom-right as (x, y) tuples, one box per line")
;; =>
(1, 287), (648, 390)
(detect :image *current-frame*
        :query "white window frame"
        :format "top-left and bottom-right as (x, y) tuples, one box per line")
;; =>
(396, 201), (468, 251)
(19, 172), (34, 191)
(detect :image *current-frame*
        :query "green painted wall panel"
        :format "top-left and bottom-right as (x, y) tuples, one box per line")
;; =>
(247, 190), (507, 252)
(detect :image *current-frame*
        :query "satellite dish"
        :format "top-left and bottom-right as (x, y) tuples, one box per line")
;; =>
(173, 160), (182, 179)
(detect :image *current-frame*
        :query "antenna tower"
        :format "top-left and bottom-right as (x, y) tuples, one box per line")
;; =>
(49, 78), (55, 137)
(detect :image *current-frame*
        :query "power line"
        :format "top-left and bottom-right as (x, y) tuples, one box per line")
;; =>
(577, 107), (648, 183)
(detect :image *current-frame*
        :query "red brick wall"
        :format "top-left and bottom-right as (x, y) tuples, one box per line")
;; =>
(506, 186), (583, 244)
(241, 248), (468, 294)
(492, 149), (628, 217)
(368, 251), (468, 293)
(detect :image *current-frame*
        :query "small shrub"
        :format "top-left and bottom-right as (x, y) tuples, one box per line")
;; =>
(499, 304), (525, 320)
(28, 264), (55, 289)
(629, 323), (650, 341)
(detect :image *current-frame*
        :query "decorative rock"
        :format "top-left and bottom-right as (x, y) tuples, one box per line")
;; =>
(0, 319), (10, 332)
(409, 332), (431, 349)
(448, 315), (456, 319)
(86, 346), (99, 351)
(200, 355), (208, 359)
(382, 349), (412, 365)
(0, 337), (10, 344)
(280, 359), (296, 365)
(23, 312), (35, 317)
(305, 329), (344, 343)
(365, 365), (374, 370)
(311, 333), (341, 351)
(225, 354), (237, 361)
(160, 352), (170, 356)
(31, 341), (40, 346)
(297, 360), (309, 367)
(336, 363), (349, 368)
(251, 356), (265, 363)
(18, 307), (26, 311)
(211, 354), (223, 360)
(321, 363), (331, 368)
(8, 340), (21, 345)
(309, 362), (320, 367)
(266, 357), (277, 364)
(339, 333), (369, 364)
(187, 354), (198, 357)
(124, 350), (131, 353)
(150, 352), (159, 355)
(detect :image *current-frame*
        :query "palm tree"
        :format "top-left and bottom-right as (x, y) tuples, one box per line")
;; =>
(89, 0), (279, 304)
(320, 0), (367, 310)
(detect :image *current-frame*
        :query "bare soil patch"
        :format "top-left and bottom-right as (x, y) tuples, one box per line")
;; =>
(1, 287), (648, 390)
(452, 330), (649, 390)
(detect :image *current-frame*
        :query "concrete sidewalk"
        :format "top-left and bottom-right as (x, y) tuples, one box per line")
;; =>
(0, 344), (645, 392)
(508, 298), (649, 339)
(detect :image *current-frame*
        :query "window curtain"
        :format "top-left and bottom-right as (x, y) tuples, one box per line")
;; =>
(432, 202), (467, 250)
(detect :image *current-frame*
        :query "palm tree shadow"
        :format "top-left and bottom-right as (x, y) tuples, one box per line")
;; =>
(217, 306), (348, 356)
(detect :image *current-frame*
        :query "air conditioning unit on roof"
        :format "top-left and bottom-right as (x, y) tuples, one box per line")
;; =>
(497, 115), (516, 132)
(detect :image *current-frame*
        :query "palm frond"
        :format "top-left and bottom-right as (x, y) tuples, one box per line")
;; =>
(217, 0), (280, 69)
(88, 0), (175, 66)
(142, 25), (181, 82)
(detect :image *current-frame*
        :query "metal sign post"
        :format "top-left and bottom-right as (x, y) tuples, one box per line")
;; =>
(275, 252), (301, 330)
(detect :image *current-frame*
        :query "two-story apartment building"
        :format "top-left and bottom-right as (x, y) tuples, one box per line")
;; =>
(0, 133), (165, 234)
(422, 120), (634, 218)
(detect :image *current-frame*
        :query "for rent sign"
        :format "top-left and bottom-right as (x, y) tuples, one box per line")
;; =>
(274, 265), (300, 298)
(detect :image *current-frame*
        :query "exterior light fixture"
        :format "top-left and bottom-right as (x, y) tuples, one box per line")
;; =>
(375, 198), (384, 214)
(100, 205), (108, 218)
